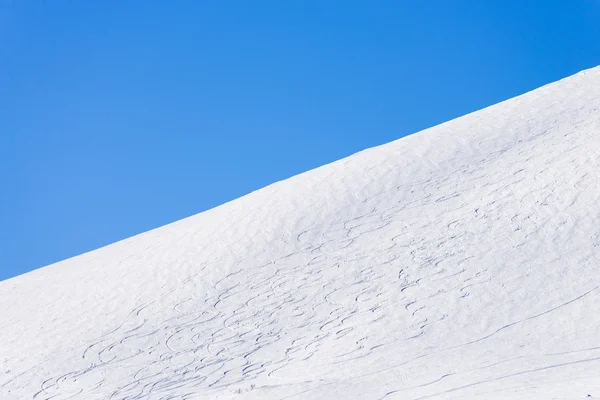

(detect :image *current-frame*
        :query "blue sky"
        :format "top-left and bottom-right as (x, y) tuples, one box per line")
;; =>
(1, 1), (599, 281)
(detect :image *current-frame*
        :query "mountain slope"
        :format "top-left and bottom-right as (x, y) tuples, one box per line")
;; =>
(2, 67), (600, 400)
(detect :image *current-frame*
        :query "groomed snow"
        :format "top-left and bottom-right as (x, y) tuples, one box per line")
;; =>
(2, 67), (600, 399)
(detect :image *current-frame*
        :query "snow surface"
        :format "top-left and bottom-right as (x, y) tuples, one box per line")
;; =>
(2, 67), (600, 400)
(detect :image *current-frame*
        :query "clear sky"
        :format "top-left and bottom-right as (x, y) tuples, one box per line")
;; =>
(1, 1), (599, 281)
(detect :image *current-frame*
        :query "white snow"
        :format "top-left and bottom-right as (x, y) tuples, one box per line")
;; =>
(2, 67), (600, 400)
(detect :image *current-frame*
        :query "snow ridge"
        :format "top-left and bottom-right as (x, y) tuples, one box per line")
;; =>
(1, 66), (600, 399)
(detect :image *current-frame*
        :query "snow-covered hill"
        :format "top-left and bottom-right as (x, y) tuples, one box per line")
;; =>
(2, 67), (600, 400)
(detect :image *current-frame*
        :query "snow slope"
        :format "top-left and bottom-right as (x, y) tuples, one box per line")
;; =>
(2, 67), (600, 400)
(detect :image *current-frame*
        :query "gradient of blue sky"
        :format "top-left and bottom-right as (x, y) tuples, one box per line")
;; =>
(1, 1), (599, 281)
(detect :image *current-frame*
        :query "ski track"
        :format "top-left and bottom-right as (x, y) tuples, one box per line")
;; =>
(1, 67), (600, 399)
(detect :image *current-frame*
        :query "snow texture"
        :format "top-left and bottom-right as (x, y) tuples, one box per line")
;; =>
(2, 67), (600, 400)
